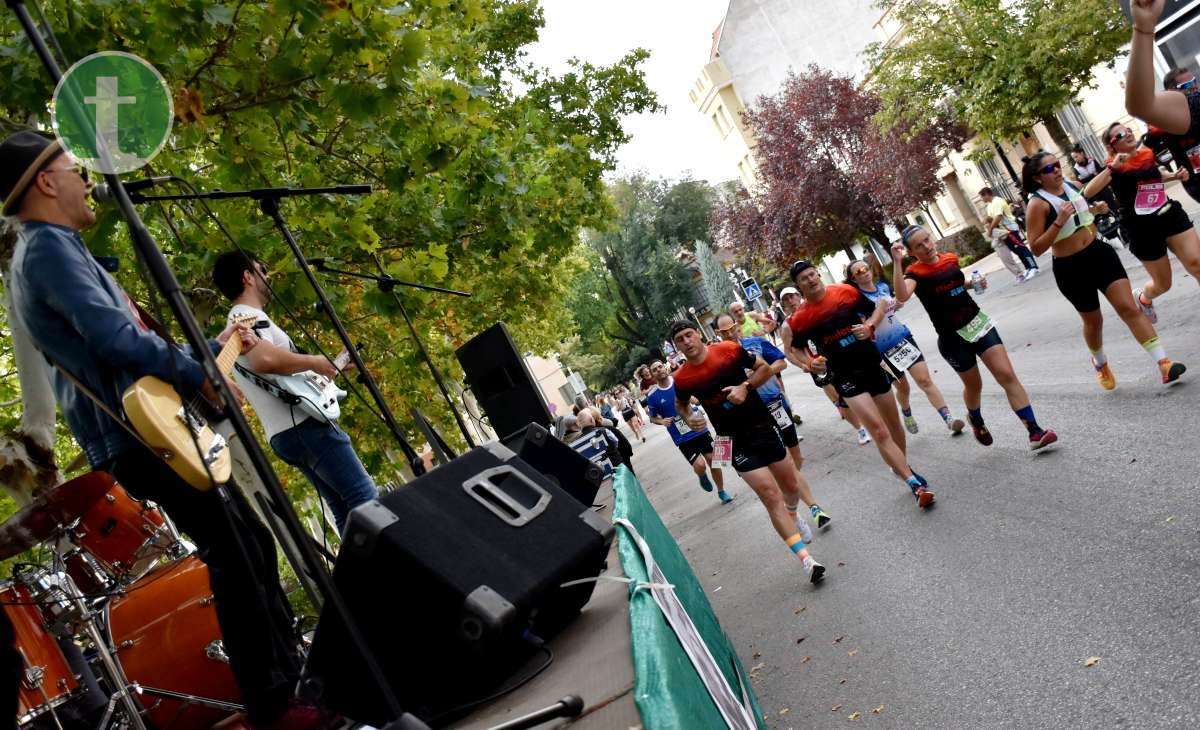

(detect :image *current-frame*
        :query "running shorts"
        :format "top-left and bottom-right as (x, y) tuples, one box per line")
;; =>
(936, 327), (1004, 373)
(621, 409), (636, 422)
(777, 421), (801, 449)
(677, 432), (715, 464)
(730, 428), (786, 473)
(1124, 200), (1193, 262)
(879, 334), (926, 380)
(1051, 240), (1128, 313)
(831, 363), (894, 399)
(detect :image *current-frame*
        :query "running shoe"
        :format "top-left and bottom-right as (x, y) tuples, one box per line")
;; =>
(1159, 358), (1186, 385)
(1015, 272), (1026, 284)
(971, 422), (994, 446)
(802, 555), (826, 584)
(857, 426), (872, 445)
(812, 506), (832, 530)
(718, 490), (734, 504)
(914, 487), (936, 508)
(698, 473), (714, 492)
(1029, 429), (1058, 451)
(1025, 268), (1039, 280)
(1134, 288), (1158, 324)
(903, 414), (919, 434)
(1093, 358), (1116, 390)
(791, 413), (804, 426)
(796, 515), (813, 545)
(946, 417), (965, 435)
(908, 468), (928, 488)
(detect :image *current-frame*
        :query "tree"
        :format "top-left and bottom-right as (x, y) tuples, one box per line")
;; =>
(0, 2), (657, 517)
(711, 66), (964, 265)
(694, 239), (735, 314)
(866, 0), (1129, 154)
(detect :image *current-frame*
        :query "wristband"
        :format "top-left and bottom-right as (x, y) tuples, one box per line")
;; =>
(1050, 220), (1063, 228)
(1134, 26), (1156, 36)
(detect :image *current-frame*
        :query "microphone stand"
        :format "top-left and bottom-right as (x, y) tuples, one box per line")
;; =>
(130, 185), (427, 476)
(313, 256), (476, 447)
(6, 3), (421, 724)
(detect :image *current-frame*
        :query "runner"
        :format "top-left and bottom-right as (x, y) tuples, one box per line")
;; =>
(787, 260), (935, 508)
(1097, 122), (1200, 323)
(618, 389), (645, 442)
(1022, 150), (1186, 389)
(644, 360), (734, 505)
(891, 226), (1058, 450)
(670, 321), (826, 583)
(778, 286), (872, 444)
(714, 313), (830, 533)
(844, 259), (966, 435)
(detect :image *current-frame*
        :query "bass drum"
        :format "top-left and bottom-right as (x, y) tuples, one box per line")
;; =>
(1, 581), (79, 725)
(106, 556), (241, 730)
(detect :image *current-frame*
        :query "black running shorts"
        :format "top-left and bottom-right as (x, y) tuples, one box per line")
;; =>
(730, 428), (786, 473)
(1125, 200), (1193, 262)
(831, 364), (894, 399)
(936, 327), (1004, 373)
(677, 432), (714, 465)
(777, 421), (800, 449)
(1051, 240), (1129, 313)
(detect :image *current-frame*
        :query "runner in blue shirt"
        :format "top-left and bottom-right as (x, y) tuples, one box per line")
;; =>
(845, 259), (966, 437)
(644, 360), (733, 504)
(715, 312), (831, 533)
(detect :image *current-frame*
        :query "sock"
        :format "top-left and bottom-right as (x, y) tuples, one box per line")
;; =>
(967, 408), (984, 428)
(1139, 290), (1154, 305)
(698, 472), (713, 491)
(937, 406), (951, 422)
(785, 500), (799, 520)
(785, 534), (808, 559)
(906, 476), (922, 494)
(1141, 337), (1166, 363)
(1090, 347), (1107, 368)
(902, 407), (913, 417)
(1014, 404), (1041, 434)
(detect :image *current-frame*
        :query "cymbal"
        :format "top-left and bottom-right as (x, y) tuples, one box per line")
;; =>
(0, 471), (115, 560)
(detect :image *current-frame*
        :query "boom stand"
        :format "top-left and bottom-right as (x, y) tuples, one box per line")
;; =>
(5, 1), (423, 724)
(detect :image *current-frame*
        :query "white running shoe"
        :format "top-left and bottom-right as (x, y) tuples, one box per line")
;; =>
(796, 514), (813, 544)
(1024, 268), (1039, 280)
(1133, 288), (1158, 324)
(802, 555), (826, 584)
(857, 426), (872, 445)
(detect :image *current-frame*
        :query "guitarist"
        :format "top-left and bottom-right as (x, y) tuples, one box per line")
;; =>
(1, 131), (335, 730)
(212, 250), (378, 533)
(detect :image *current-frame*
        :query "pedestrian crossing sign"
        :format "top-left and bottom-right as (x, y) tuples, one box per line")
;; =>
(741, 278), (762, 301)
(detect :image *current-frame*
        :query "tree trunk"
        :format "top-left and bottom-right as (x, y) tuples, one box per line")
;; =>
(1040, 115), (1074, 157)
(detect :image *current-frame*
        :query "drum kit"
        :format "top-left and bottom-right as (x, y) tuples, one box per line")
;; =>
(0, 471), (245, 729)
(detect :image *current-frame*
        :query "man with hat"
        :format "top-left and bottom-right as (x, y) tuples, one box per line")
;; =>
(1, 129), (333, 729)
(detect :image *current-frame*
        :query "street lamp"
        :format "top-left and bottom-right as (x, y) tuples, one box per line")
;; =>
(688, 306), (706, 341)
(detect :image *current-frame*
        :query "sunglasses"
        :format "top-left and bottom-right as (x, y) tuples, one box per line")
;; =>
(1109, 130), (1131, 144)
(1179, 78), (1198, 91)
(1039, 161), (1062, 175)
(43, 162), (89, 183)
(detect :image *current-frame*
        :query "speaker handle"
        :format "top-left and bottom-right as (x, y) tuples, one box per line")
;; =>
(463, 466), (551, 527)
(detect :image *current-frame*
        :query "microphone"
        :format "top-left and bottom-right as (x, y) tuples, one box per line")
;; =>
(91, 175), (176, 203)
(309, 257), (340, 269)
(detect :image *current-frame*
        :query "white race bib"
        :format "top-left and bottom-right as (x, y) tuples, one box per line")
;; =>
(884, 338), (921, 371)
(768, 400), (791, 428)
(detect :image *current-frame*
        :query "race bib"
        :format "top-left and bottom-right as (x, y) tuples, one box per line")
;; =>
(672, 416), (689, 433)
(956, 310), (996, 343)
(1134, 182), (1167, 215)
(884, 338), (921, 371)
(711, 437), (733, 469)
(767, 400), (791, 428)
(1187, 143), (1200, 172)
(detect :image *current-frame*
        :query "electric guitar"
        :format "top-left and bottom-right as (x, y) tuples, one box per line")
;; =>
(266, 368), (347, 422)
(121, 315), (256, 491)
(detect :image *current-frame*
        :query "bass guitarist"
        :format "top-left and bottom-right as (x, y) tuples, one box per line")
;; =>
(212, 250), (378, 533)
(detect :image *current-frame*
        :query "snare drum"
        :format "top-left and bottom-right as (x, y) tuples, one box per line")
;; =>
(0, 581), (79, 724)
(72, 482), (174, 584)
(106, 556), (241, 730)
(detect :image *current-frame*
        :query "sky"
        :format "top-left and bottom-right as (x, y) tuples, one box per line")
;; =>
(522, 0), (735, 185)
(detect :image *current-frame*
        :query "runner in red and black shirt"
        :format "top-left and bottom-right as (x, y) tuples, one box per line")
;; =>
(892, 226), (1057, 451)
(786, 260), (935, 508)
(670, 320), (826, 584)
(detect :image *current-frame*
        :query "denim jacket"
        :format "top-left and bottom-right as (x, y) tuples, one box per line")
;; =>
(9, 221), (213, 468)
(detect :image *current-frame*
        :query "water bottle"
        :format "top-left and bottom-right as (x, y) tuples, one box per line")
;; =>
(971, 269), (984, 294)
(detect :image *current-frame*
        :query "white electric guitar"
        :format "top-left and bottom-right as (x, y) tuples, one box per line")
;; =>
(240, 348), (350, 422)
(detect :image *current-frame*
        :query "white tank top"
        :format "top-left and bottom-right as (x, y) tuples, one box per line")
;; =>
(1034, 182), (1093, 241)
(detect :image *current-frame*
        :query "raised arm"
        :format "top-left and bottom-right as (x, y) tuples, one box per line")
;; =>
(889, 243), (918, 302)
(1127, 0), (1192, 134)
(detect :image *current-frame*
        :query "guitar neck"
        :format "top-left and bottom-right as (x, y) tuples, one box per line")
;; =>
(215, 337), (243, 377)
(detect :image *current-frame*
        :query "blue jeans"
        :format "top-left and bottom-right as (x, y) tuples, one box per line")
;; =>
(269, 418), (378, 533)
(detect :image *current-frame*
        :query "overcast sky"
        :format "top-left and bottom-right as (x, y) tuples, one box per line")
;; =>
(522, 0), (735, 186)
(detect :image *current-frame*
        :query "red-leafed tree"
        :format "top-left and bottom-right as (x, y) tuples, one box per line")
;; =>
(712, 65), (965, 265)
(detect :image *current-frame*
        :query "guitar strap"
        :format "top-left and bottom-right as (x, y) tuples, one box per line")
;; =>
(233, 362), (301, 406)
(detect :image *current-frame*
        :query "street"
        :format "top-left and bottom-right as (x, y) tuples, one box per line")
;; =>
(627, 245), (1200, 729)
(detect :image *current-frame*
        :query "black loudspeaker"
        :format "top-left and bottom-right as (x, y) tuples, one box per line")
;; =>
(303, 442), (614, 726)
(456, 322), (553, 439)
(501, 423), (603, 507)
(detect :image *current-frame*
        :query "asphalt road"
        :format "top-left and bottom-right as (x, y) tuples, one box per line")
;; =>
(626, 244), (1200, 729)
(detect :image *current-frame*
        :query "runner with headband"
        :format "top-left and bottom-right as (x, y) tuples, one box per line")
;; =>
(891, 227), (1058, 451)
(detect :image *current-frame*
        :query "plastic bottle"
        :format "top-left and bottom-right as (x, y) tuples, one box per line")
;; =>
(971, 269), (984, 294)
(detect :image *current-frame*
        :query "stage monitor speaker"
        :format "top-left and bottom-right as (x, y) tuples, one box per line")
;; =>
(456, 322), (553, 439)
(303, 442), (614, 726)
(501, 423), (603, 507)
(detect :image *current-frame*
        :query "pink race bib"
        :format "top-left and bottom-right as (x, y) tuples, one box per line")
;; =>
(1134, 182), (1167, 215)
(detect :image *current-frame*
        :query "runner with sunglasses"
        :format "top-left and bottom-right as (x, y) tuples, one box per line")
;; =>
(787, 260), (936, 508)
(1140, 67), (1200, 207)
(1023, 150), (1187, 389)
(891, 227), (1058, 451)
(714, 312), (831, 534)
(844, 259), (966, 435)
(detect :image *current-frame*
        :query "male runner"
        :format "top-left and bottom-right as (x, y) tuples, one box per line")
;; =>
(644, 360), (734, 504)
(714, 312), (829, 534)
(671, 321), (826, 583)
(786, 260), (935, 508)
